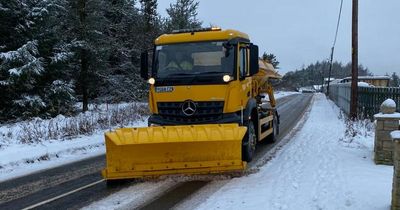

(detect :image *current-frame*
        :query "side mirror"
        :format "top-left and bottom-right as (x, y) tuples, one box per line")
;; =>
(140, 51), (149, 80)
(249, 44), (259, 76)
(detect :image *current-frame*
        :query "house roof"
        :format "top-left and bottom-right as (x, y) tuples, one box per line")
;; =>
(342, 76), (391, 80)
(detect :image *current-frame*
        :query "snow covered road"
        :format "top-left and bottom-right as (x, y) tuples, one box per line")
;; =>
(83, 93), (313, 210)
(1, 93), (392, 210)
(192, 94), (392, 210)
(0, 91), (299, 182)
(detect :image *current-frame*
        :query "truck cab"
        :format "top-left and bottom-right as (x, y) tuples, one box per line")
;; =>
(102, 28), (279, 181)
(140, 27), (260, 127)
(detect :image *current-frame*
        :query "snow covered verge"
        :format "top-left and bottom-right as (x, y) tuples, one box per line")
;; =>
(193, 94), (392, 210)
(0, 102), (148, 182)
(261, 90), (301, 104)
(274, 91), (301, 99)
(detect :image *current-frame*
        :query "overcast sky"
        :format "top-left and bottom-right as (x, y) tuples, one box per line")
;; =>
(157, 0), (400, 75)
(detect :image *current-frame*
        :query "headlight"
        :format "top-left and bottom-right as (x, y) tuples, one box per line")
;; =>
(148, 77), (155, 85)
(223, 75), (231, 82)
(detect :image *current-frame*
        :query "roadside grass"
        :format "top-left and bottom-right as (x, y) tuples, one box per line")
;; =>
(337, 110), (375, 149)
(0, 102), (149, 145)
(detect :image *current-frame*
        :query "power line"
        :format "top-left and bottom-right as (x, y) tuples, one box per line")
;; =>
(326, 0), (344, 95)
(333, 0), (344, 48)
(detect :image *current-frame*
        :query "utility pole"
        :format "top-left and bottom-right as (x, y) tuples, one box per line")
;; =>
(326, 47), (334, 95)
(350, 0), (358, 120)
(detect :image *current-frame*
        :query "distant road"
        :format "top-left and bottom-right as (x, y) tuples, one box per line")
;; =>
(0, 93), (313, 210)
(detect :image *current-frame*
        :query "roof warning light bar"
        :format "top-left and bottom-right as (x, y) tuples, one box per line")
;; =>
(171, 27), (221, 34)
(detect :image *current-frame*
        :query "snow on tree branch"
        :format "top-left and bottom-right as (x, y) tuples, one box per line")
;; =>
(0, 40), (44, 76)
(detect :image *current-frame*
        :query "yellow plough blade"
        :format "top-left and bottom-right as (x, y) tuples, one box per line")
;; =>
(102, 124), (247, 180)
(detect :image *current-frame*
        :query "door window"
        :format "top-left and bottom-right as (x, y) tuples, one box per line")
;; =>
(239, 47), (248, 78)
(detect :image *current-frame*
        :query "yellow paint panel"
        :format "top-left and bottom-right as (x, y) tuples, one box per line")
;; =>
(102, 124), (247, 179)
(153, 84), (227, 102)
(155, 29), (249, 45)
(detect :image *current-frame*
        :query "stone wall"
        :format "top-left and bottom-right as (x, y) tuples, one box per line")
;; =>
(391, 131), (400, 210)
(374, 115), (400, 165)
(374, 99), (400, 165)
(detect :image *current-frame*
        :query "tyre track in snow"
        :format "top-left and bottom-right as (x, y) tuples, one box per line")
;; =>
(0, 93), (310, 210)
(0, 155), (116, 210)
(264, 94), (351, 210)
(137, 93), (313, 210)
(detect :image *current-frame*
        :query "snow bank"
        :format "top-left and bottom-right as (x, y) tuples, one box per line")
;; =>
(0, 102), (148, 145)
(382, 99), (397, 108)
(374, 113), (400, 118)
(275, 91), (301, 99)
(0, 134), (104, 181)
(0, 119), (147, 182)
(195, 94), (392, 210)
(392, 131), (400, 140)
(0, 102), (148, 181)
(262, 91), (300, 102)
(358, 82), (372, 87)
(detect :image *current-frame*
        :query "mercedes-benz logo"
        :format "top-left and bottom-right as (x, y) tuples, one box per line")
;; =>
(181, 100), (197, 116)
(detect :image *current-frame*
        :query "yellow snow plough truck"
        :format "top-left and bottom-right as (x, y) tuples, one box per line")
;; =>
(102, 27), (281, 182)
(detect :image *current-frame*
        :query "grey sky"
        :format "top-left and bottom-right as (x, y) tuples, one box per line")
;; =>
(157, 0), (400, 76)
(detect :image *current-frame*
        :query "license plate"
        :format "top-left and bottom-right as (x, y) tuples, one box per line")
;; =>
(155, 86), (174, 93)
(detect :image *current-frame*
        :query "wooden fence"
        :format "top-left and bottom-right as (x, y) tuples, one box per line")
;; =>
(328, 84), (400, 118)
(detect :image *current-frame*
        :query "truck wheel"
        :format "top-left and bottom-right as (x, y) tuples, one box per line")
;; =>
(268, 113), (279, 143)
(106, 179), (127, 188)
(242, 121), (257, 162)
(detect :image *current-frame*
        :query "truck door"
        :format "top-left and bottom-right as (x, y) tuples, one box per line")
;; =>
(238, 44), (252, 108)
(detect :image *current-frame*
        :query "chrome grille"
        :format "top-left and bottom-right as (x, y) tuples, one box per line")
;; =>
(157, 101), (224, 124)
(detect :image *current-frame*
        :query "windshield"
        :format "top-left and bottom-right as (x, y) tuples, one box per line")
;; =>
(153, 41), (234, 79)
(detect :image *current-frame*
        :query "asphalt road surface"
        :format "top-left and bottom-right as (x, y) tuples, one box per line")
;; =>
(0, 93), (313, 210)
(138, 93), (313, 210)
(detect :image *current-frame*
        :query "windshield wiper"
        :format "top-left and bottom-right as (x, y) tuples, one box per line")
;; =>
(197, 71), (227, 75)
(167, 72), (195, 77)
(164, 71), (227, 77)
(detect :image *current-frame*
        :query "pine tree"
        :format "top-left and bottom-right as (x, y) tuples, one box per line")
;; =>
(0, 0), (47, 119)
(165, 0), (202, 32)
(139, 0), (158, 31)
(44, 80), (76, 115)
(0, 0), (205, 121)
(138, 0), (162, 48)
(53, 0), (111, 112)
(278, 61), (372, 89)
(262, 52), (280, 69)
(100, 0), (148, 102)
(390, 72), (400, 87)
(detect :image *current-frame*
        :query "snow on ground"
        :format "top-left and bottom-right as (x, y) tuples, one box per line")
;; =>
(358, 82), (372, 87)
(273, 91), (300, 100)
(392, 131), (400, 139)
(0, 92), (300, 182)
(0, 102), (148, 182)
(195, 93), (392, 210)
(83, 180), (177, 210)
(0, 134), (103, 182)
(74, 101), (147, 112)
(261, 91), (301, 105)
(0, 102), (147, 146)
(0, 120), (147, 182)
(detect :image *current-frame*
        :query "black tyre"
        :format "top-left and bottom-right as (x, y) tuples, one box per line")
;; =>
(106, 179), (128, 188)
(242, 121), (257, 162)
(267, 113), (279, 143)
